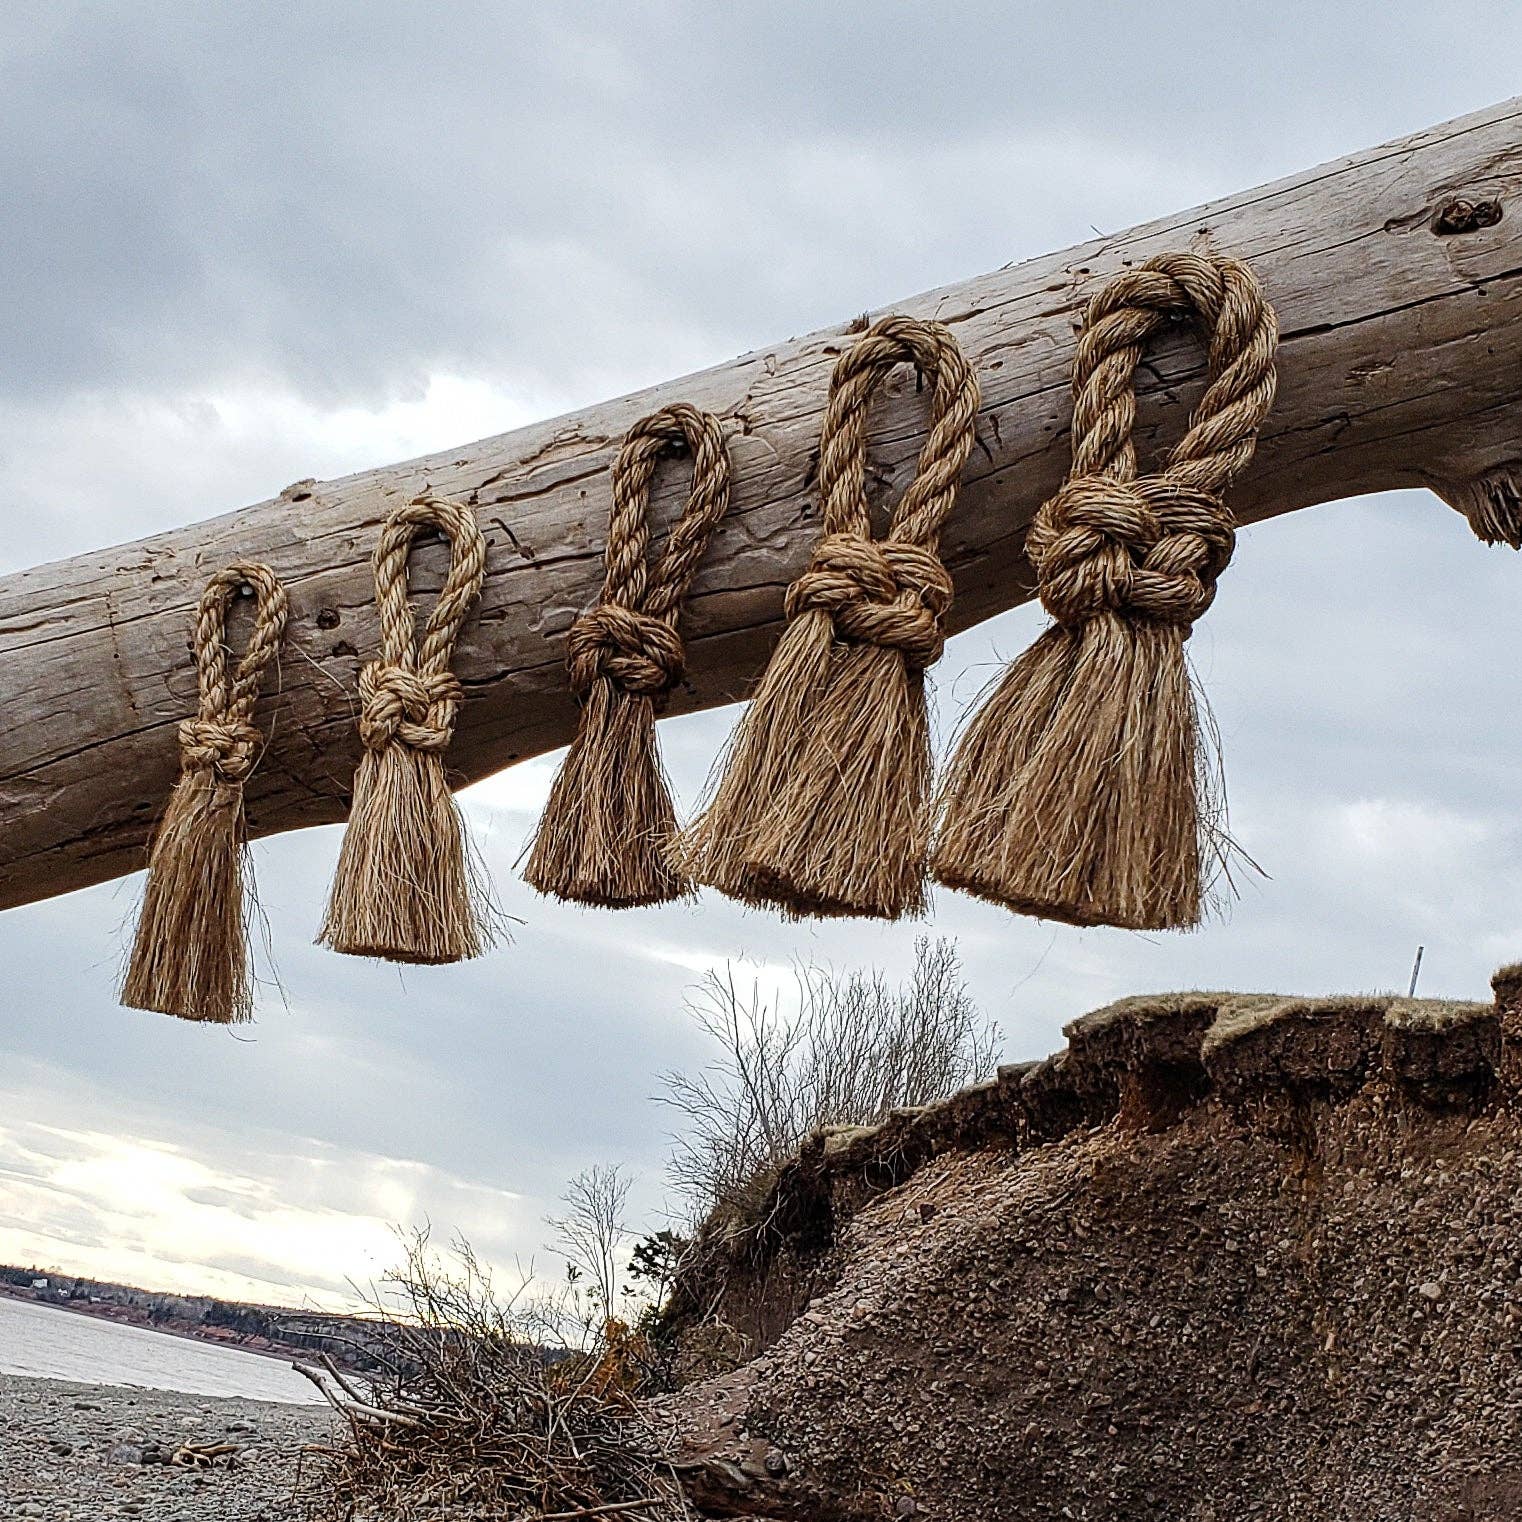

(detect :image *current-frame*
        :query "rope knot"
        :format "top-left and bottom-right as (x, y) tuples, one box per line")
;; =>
(175, 561), (288, 785)
(567, 603), (686, 699)
(784, 314), (977, 675)
(786, 533), (954, 670)
(177, 717), (262, 782)
(564, 403), (730, 710)
(357, 662), (464, 752)
(1030, 476), (1233, 630)
(1024, 251), (1276, 635)
(124, 562), (289, 1025)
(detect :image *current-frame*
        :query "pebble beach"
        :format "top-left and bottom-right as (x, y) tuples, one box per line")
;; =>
(0, 1375), (332, 1522)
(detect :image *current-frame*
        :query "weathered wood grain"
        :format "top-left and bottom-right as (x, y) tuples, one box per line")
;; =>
(2, 97), (1520, 911)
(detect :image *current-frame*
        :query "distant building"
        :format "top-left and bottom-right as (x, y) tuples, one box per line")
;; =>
(30, 1278), (48, 1290)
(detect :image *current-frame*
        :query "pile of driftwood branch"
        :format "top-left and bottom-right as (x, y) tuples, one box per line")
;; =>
(295, 1239), (690, 1522)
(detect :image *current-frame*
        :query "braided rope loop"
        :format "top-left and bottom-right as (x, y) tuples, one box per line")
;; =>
(785, 316), (977, 671)
(178, 563), (289, 783)
(1027, 252), (1277, 634)
(359, 496), (486, 753)
(123, 560), (288, 1023)
(671, 316), (979, 920)
(526, 405), (732, 908)
(932, 251), (1279, 933)
(566, 404), (731, 704)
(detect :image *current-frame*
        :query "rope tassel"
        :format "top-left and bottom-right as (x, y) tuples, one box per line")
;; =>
(933, 252), (1279, 930)
(673, 316), (980, 920)
(320, 495), (496, 963)
(525, 404), (732, 907)
(121, 563), (289, 1023)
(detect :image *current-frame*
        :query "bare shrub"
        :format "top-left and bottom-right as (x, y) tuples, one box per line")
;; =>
(659, 935), (1000, 1221)
(544, 1163), (633, 1346)
(297, 1232), (688, 1522)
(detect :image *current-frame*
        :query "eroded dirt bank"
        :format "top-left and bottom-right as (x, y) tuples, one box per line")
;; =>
(660, 976), (1522, 1521)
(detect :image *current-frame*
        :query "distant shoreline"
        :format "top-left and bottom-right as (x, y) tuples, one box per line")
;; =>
(0, 1264), (385, 1376)
(0, 1285), (301, 1368)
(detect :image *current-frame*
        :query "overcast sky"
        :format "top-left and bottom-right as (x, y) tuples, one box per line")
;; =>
(2, 3), (1520, 1311)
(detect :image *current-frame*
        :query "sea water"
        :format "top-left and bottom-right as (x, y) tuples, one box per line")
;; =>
(0, 1295), (322, 1403)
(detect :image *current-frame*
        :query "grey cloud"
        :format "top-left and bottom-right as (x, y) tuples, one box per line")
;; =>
(0, 1162), (51, 1185)
(4, 3), (1521, 409)
(179, 1186), (270, 1217)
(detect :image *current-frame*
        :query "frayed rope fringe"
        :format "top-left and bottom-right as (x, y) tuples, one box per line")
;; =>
(673, 315), (980, 921)
(525, 404), (732, 907)
(932, 252), (1278, 931)
(121, 562), (289, 1023)
(319, 496), (498, 964)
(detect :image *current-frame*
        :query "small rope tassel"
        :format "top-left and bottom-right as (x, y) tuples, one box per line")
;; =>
(933, 252), (1278, 930)
(673, 316), (980, 920)
(319, 495), (494, 964)
(525, 405), (732, 907)
(121, 563), (289, 1024)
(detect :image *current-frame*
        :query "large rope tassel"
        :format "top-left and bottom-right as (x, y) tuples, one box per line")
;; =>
(673, 316), (980, 920)
(525, 405), (732, 906)
(933, 253), (1278, 930)
(320, 495), (495, 963)
(121, 564), (289, 1023)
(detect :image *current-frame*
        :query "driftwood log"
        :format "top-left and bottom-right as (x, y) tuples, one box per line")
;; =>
(2, 96), (1519, 912)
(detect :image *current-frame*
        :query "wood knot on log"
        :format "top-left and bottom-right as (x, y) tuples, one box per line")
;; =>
(1432, 197), (1503, 235)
